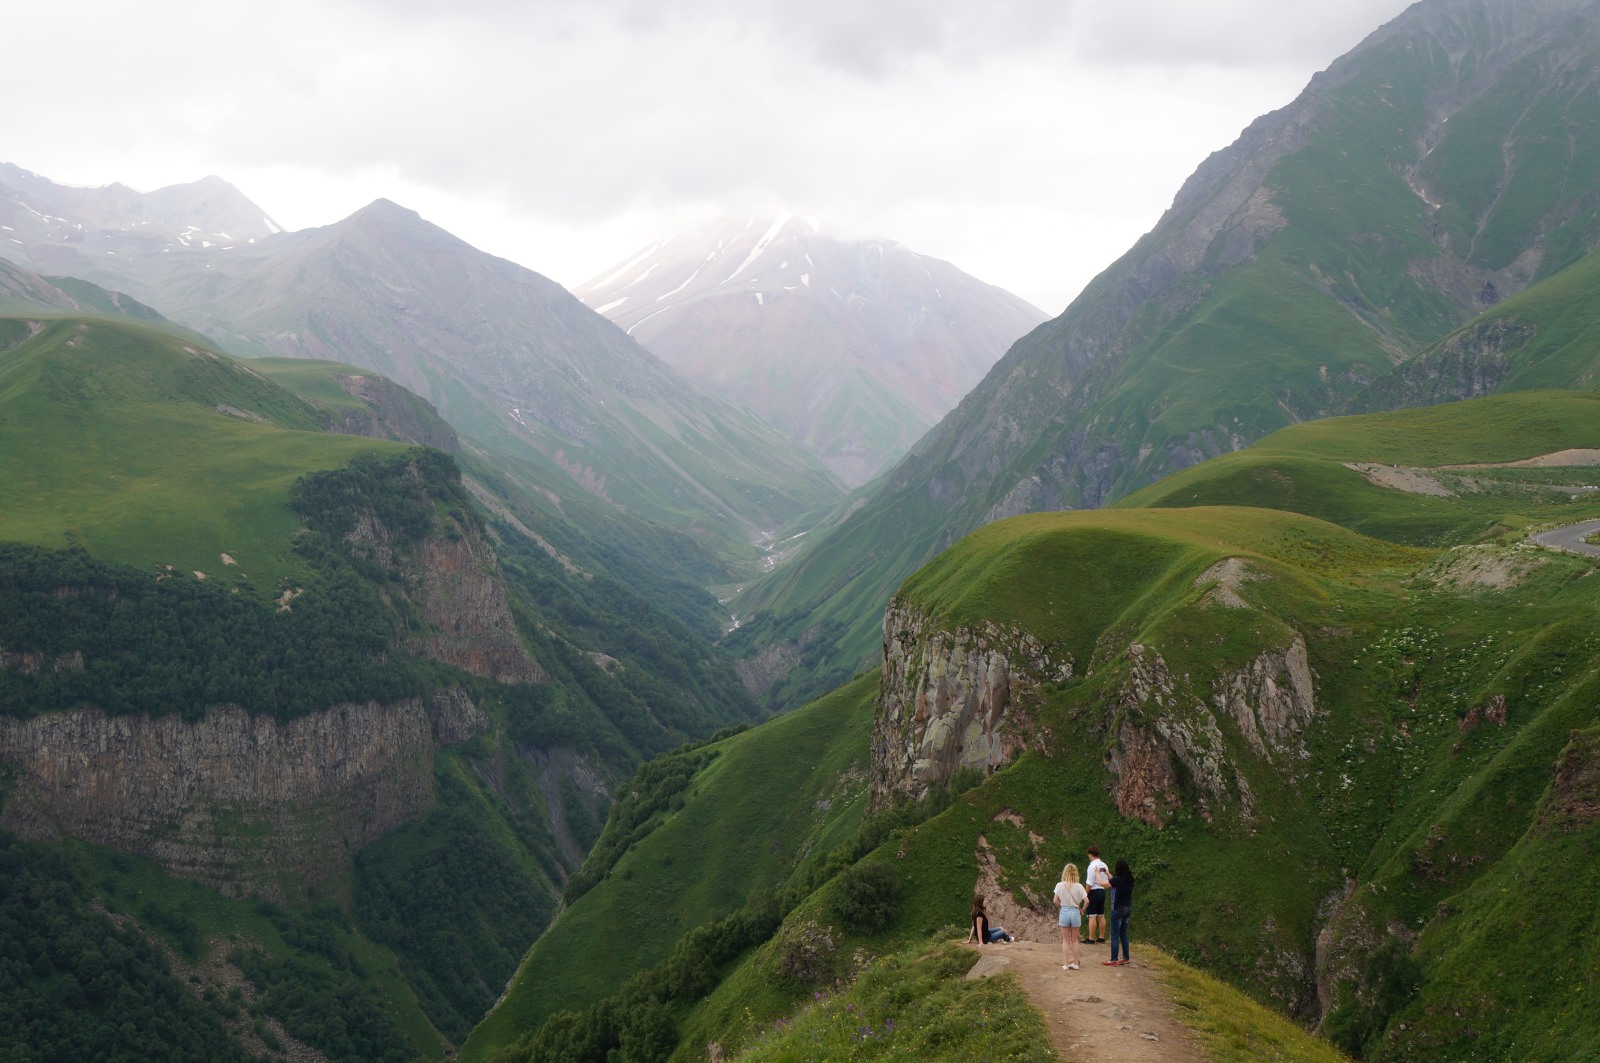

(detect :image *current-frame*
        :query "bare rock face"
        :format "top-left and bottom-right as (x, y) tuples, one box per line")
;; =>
(0, 689), (487, 900)
(1109, 645), (1243, 827)
(345, 494), (544, 685)
(1212, 635), (1317, 763)
(413, 530), (544, 684)
(869, 599), (1071, 810)
(1108, 637), (1316, 827)
(331, 372), (460, 453)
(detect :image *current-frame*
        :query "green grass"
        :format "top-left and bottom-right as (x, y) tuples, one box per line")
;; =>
(0, 316), (404, 590)
(252, 356), (380, 408)
(1121, 391), (1600, 546)
(458, 675), (878, 1062)
(729, 937), (1055, 1063)
(1152, 948), (1350, 1063)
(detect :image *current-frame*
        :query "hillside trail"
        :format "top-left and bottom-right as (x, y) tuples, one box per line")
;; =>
(965, 937), (1207, 1062)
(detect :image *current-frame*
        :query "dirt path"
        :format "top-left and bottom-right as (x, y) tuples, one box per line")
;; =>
(965, 939), (1206, 1062)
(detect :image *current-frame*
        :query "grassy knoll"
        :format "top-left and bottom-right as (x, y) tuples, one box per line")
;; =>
(0, 316), (403, 590)
(729, 936), (1055, 1063)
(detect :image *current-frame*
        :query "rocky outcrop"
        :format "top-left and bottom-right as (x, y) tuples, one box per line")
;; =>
(1537, 728), (1600, 831)
(332, 372), (460, 452)
(1108, 636), (1316, 827)
(413, 530), (544, 683)
(1365, 318), (1532, 410)
(0, 688), (487, 900)
(346, 500), (544, 685)
(869, 600), (1070, 809)
(1109, 644), (1244, 826)
(1212, 635), (1316, 763)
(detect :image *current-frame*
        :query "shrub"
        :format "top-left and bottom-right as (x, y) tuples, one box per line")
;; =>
(771, 918), (840, 985)
(831, 863), (900, 934)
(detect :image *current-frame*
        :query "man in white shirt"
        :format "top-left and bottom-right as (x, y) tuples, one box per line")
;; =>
(1084, 847), (1110, 945)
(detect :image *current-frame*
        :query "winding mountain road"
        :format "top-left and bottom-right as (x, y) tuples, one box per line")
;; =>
(1531, 519), (1600, 558)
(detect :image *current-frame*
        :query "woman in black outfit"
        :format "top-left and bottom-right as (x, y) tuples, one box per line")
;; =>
(968, 894), (992, 944)
(1104, 860), (1134, 965)
(966, 894), (1013, 944)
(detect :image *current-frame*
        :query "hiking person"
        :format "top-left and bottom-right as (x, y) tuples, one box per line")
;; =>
(1084, 846), (1110, 944)
(1104, 859), (1134, 966)
(1053, 862), (1088, 970)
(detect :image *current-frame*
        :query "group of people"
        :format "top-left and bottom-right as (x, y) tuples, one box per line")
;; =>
(1052, 846), (1133, 970)
(966, 845), (1135, 973)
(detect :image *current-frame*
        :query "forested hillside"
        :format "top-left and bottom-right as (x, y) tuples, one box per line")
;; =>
(0, 310), (769, 1055)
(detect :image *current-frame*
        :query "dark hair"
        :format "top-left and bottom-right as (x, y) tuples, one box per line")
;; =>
(1114, 859), (1133, 881)
(970, 894), (987, 915)
(1087, 846), (1100, 857)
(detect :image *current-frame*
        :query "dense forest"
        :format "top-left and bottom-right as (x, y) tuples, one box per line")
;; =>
(0, 834), (250, 1063)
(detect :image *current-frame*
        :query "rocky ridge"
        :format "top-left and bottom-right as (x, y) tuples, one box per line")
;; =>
(869, 600), (1070, 810)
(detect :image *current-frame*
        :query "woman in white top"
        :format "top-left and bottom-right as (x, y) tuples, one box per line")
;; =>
(1052, 863), (1088, 970)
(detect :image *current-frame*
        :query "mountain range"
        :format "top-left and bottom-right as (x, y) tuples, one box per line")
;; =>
(728, 0), (1600, 708)
(5, 0), (1600, 1059)
(576, 214), (1046, 485)
(0, 168), (846, 564)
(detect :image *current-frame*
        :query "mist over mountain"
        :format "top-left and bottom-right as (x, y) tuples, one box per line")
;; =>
(0, 175), (845, 559)
(577, 214), (1047, 485)
(0, 162), (280, 261)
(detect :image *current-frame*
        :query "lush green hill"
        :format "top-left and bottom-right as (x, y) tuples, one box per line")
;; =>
(474, 387), (1600, 1062)
(0, 314), (778, 1057)
(1122, 390), (1600, 543)
(728, 0), (1600, 711)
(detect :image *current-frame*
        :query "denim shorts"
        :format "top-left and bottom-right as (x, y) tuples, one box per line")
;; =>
(1059, 907), (1081, 928)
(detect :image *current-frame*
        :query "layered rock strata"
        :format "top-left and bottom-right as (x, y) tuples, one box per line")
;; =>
(0, 688), (486, 900)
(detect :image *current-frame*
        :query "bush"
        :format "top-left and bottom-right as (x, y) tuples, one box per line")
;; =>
(771, 918), (839, 985)
(831, 863), (900, 934)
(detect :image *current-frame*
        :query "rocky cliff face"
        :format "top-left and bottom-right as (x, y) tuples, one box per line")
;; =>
(868, 600), (1071, 810)
(343, 475), (544, 686)
(331, 372), (460, 452)
(1107, 635), (1317, 827)
(0, 688), (486, 900)
(412, 528), (544, 684)
(868, 590), (1320, 826)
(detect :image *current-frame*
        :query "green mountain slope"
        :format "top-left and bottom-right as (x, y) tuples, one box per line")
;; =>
(0, 316), (389, 588)
(462, 675), (876, 1060)
(5, 189), (849, 565)
(1122, 389), (1600, 543)
(729, 0), (1600, 710)
(1371, 242), (1600, 406)
(0, 314), (777, 1056)
(474, 389), (1600, 1062)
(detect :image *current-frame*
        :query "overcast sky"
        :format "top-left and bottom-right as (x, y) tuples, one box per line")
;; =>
(4, 0), (1414, 312)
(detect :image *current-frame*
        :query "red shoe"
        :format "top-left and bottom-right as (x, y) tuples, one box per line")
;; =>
(1102, 960), (1118, 965)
